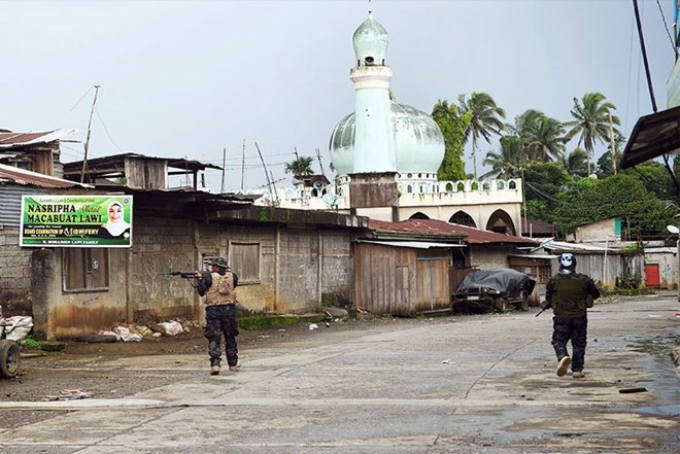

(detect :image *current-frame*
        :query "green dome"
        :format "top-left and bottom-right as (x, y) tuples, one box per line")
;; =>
(329, 101), (444, 176)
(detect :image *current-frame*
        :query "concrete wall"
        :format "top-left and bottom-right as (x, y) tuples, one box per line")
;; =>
(0, 228), (32, 315)
(469, 245), (517, 270)
(132, 216), (198, 319)
(31, 247), (130, 341)
(574, 218), (616, 243)
(196, 223), (354, 315)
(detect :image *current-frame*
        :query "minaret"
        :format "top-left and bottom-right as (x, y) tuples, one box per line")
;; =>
(347, 9), (399, 217)
(350, 10), (396, 173)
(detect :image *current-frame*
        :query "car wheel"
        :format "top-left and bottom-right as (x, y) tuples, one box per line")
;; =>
(519, 293), (530, 312)
(494, 298), (508, 312)
(0, 339), (21, 379)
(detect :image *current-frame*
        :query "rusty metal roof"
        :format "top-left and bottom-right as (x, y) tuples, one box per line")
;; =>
(0, 129), (78, 149)
(368, 218), (538, 245)
(0, 163), (92, 188)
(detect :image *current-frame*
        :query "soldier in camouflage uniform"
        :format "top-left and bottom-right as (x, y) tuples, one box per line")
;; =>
(196, 257), (241, 376)
(544, 253), (600, 379)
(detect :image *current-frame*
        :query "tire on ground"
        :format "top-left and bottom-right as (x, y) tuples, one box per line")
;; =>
(0, 339), (21, 379)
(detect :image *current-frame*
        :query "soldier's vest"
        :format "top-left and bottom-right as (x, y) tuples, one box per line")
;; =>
(551, 273), (589, 317)
(204, 272), (237, 306)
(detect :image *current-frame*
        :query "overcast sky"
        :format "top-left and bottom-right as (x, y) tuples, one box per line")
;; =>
(1, 0), (676, 193)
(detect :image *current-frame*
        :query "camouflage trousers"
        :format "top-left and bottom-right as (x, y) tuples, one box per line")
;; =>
(204, 315), (239, 368)
(551, 315), (587, 372)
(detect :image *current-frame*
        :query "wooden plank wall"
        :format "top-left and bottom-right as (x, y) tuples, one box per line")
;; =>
(354, 244), (452, 315)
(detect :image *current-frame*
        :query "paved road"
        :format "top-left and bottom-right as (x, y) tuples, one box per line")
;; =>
(1, 295), (679, 453)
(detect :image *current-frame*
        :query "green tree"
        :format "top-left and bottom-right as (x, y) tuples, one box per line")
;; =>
(519, 112), (567, 162)
(553, 174), (673, 237)
(432, 99), (470, 181)
(562, 148), (589, 179)
(621, 161), (675, 201)
(458, 92), (506, 180)
(284, 156), (314, 181)
(482, 135), (526, 179)
(564, 92), (621, 176)
(522, 161), (572, 222)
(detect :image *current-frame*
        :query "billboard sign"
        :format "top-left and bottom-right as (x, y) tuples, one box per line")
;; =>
(20, 195), (133, 248)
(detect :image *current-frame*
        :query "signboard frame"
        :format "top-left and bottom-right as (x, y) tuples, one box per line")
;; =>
(20, 195), (133, 248)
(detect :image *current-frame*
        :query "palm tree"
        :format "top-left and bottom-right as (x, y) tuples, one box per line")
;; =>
(458, 92), (506, 180)
(482, 135), (527, 179)
(284, 156), (314, 181)
(562, 148), (589, 179)
(564, 92), (620, 175)
(512, 110), (567, 162)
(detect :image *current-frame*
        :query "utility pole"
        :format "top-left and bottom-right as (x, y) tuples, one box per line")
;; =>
(81, 84), (100, 183)
(240, 139), (246, 192)
(315, 148), (326, 177)
(608, 114), (617, 175)
(220, 147), (227, 193)
(254, 141), (275, 205)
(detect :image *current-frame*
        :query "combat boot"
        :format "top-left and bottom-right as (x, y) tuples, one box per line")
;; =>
(556, 356), (571, 377)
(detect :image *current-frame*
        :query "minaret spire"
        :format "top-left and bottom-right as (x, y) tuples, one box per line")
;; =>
(368, 0), (372, 18)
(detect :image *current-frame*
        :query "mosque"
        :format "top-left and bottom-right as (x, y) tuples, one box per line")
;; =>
(253, 11), (524, 236)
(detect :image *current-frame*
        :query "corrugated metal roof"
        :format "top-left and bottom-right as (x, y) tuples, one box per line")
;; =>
(531, 239), (623, 253)
(356, 240), (465, 249)
(0, 163), (93, 188)
(368, 218), (538, 245)
(0, 129), (77, 149)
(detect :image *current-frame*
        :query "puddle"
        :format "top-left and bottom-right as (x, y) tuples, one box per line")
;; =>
(627, 334), (680, 418)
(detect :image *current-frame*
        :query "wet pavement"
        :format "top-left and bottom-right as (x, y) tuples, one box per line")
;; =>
(1, 294), (679, 453)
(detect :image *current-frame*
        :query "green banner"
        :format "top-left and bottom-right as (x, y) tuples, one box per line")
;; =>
(20, 195), (133, 248)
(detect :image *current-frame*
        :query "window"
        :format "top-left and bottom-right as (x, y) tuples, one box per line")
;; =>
(63, 248), (110, 291)
(229, 242), (261, 284)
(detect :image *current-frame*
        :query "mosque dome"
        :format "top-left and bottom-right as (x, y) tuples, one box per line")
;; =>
(352, 14), (389, 67)
(329, 101), (445, 177)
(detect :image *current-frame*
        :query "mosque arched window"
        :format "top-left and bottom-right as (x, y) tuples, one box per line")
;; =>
(497, 180), (506, 190)
(445, 183), (454, 192)
(407, 185), (413, 194)
(509, 180), (517, 190)
(457, 182), (465, 192)
(449, 211), (476, 227)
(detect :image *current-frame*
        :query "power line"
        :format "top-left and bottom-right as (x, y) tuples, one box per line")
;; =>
(655, 0), (677, 55)
(95, 107), (124, 153)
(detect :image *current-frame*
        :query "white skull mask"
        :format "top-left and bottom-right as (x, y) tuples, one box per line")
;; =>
(559, 253), (575, 274)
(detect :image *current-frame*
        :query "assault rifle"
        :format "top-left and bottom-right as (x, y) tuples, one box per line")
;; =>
(159, 271), (201, 287)
(535, 301), (550, 317)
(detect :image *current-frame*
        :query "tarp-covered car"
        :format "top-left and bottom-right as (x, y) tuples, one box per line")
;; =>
(452, 269), (536, 313)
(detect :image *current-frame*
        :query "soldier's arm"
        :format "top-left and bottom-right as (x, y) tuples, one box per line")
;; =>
(197, 271), (212, 296)
(585, 277), (601, 299)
